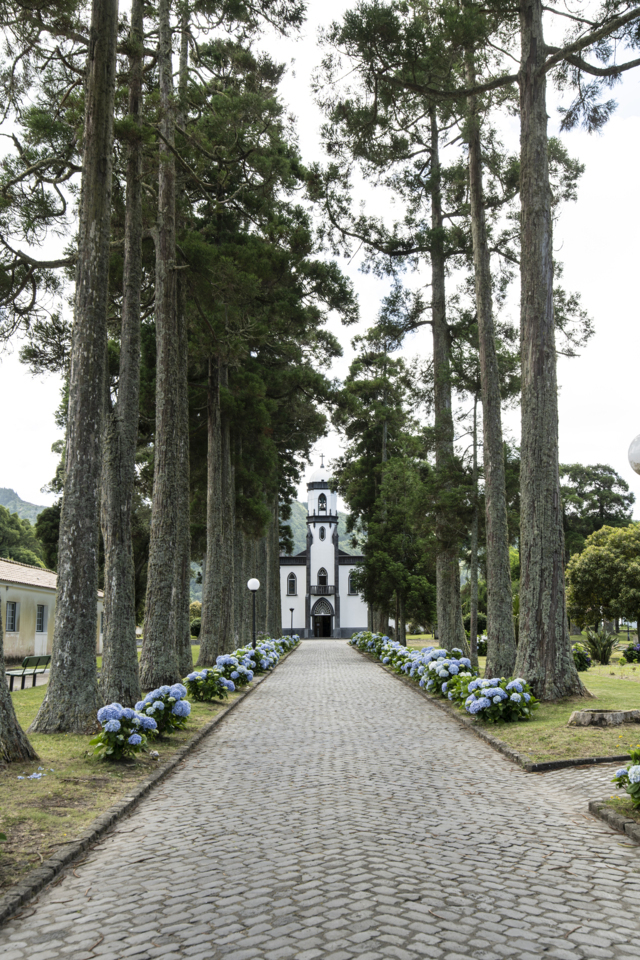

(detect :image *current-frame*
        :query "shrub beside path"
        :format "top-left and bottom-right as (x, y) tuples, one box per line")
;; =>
(1, 639), (639, 960)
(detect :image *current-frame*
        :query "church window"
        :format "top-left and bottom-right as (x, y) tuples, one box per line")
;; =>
(318, 493), (327, 512)
(318, 567), (328, 586)
(287, 573), (297, 595)
(319, 526), (326, 541)
(348, 573), (357, 595)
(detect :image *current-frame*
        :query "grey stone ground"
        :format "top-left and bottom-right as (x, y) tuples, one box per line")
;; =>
(1, 640), (639, 960)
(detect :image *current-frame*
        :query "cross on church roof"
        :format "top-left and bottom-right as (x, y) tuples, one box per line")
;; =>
(320, 453), (324, 468)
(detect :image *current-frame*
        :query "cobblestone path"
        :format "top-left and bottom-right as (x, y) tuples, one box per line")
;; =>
(2, 640), (639, 960)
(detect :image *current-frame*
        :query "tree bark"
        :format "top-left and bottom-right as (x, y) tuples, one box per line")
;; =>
(140, 0), (180, 688)
(198, 357), (223, 666)
(466, 55), (516, 678)
(469, 396), (479, 671)
(0, 599), (38, 761)
(430, 108), (469, 657)
(172, 1), (193, 680)
(514, 0), (584, 698)
(30, 0), (118, 733)
(100, 0), (143, 707)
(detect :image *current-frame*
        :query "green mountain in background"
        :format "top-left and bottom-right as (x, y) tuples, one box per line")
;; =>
(283, 501), (361, 556)
(0, 488), (48, 524)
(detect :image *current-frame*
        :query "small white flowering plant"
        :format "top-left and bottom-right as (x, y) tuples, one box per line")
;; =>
(611, 746), (640, 808)
(462, 677), (538, 722)
(184, 667), (234, 701)
(135, 684), (191, 735)
(90, 703), (158, 760)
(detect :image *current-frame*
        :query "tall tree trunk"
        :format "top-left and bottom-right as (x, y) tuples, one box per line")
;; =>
(0, 599), (38, 760)
(466, 56), (516, 678)
(173, 1), (193, 680)
(30, 0), (118, 733)
(174, 271), (192, 678)
(140, 0), (180, 688)
(469, 396), (479, 671)
(198, 357), (222, 666)
(430, 108), (469, 657)
(100, 0), (143, 707)
(219, 386), (235, 651)
(515, 0), (584, 698)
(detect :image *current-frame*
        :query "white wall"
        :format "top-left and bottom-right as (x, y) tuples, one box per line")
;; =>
(280, 565), (306, 632)
(339, 566), (368, 630)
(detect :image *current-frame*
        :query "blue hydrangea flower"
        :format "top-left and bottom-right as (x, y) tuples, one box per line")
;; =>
(510, 692), (522, 702)
(122, 707), (135, 720)
(224, 679), (235, 691)
(158, 685), (171, 696)
(104, 719), (121, 732)
(523, 693), (531, 702)
(628, 765), (640, 784)
(172, 700), (191, 717)
(493, 696), (502, 704)
(153, 700), (165, 711)
(170, 683), (187, 699)
(137, 714), (157, 731)
(615, 767), (628, 779)
(231, 671), (239, 679)
(135, 701), (144, 711)
(506, 680), (524, 693)
(186, 672), (198, 681)
(128, 734), (142, 746)
(449, 665), (459, 675)
(97, 704), (123, 723)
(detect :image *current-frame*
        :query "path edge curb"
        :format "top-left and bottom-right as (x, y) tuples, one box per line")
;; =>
(588, 800), (640, 845)
(351, 645), (631, 773)
(0, 644), (300, 927)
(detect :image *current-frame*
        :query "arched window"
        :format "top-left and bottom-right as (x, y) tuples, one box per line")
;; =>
(348, 573), (357, 595)
(318, 567), (328, 586)
(319, 526), (326, 541)
(318, 493), (327, 512)
(287, 572), (297, 595)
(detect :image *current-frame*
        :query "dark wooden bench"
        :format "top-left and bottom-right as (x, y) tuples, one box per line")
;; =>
(6, 655), (51, 691)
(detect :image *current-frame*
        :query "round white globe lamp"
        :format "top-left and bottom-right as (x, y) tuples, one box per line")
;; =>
(629, 435), (640, 476)
(247, 578), (260, 648)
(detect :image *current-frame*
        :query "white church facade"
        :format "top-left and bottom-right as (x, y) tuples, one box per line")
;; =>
(279, 464), (369, 638)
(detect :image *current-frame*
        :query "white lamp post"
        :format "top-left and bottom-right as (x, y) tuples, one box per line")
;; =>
(247, 578), (260, 649)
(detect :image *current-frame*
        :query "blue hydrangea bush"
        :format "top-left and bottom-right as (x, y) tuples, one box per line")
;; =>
(185, 635), (300, 700)
(350, 631), (537, 723)
(462, 677), (538, 722)
(612, 747), (640, 808)
(90, 703), (158, 760)
(184, 667), (234, 701)
(135, 683), (191, 735)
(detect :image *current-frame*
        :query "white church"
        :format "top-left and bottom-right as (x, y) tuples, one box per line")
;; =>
(279, 462), (369, 638)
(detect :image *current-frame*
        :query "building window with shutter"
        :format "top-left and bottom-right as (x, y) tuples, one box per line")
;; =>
(6, 601), (17, 632)
(318, 567), (328, 586)
(318, 493), (327, 512)
(348, 573), (357, 595)
(287, 573), (297, 596)
(319, 526), (326, 541)
(36, 604), (47, 633)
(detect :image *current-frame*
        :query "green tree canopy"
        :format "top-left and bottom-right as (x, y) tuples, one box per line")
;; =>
(566, 524), (640, 628)
(0, 506), (46, 567)
(561, 463), (635, 560)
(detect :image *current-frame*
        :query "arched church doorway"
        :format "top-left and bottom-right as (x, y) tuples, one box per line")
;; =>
(312, 598), (333, 637)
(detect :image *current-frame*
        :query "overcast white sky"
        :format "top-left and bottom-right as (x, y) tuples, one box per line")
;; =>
(1, 1), (639, 513)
